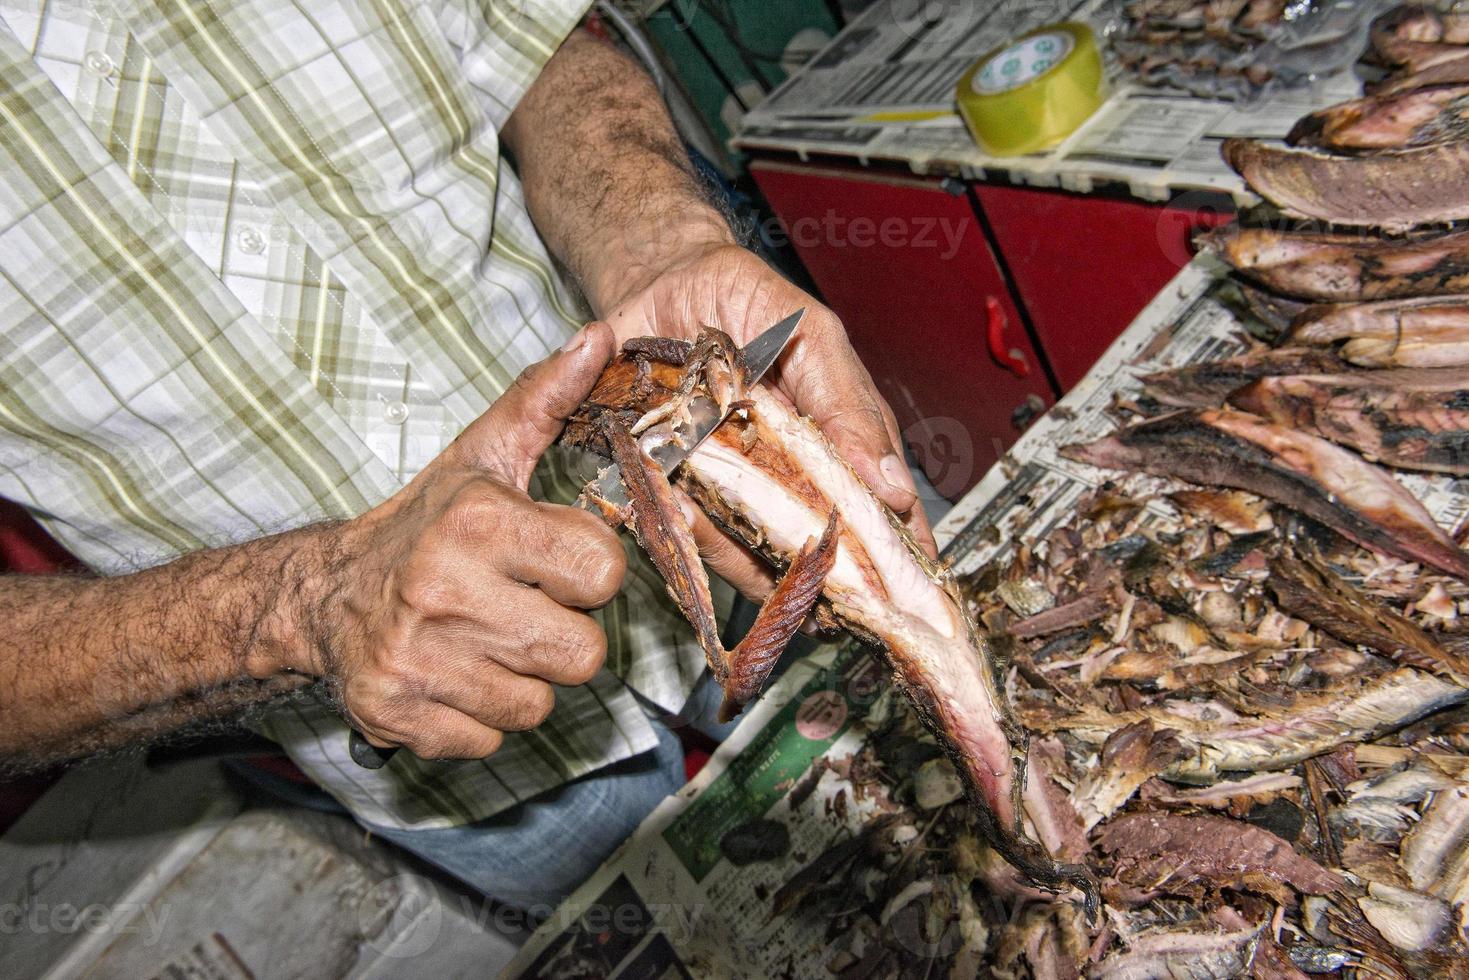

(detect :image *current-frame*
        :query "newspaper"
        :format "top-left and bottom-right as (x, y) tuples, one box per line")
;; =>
(732, 0), (1373, 202)
(504, 256), (1469, 977)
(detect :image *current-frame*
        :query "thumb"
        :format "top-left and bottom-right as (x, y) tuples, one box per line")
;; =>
(454, 322), (615, 487)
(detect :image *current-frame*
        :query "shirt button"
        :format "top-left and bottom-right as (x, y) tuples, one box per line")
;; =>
(383, 401), (410, 425)
(236, 228), (266, 255)
(84, 51), (114, 77)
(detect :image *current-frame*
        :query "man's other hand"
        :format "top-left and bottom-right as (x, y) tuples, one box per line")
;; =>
(303, 324), (624, 760)
(601, 244), (938, 599)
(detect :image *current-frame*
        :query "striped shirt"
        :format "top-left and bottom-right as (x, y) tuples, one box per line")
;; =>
(0, 0), (728, 829)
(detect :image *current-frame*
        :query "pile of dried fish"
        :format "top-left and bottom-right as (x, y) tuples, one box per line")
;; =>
(757, 11), (1469, 974)
(773, 484), (1469, 977)
(1114, 0), (1290, 97)
(1111, 0), (1370, 101)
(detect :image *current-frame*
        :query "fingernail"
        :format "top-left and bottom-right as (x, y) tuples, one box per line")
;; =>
(560, 326), (588, 353)
(880, 453), (913, 495)
(679, 497), (699, 527)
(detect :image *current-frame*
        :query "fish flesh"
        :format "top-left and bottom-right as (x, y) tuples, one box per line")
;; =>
(1070, 721), (1184, 831)
(565, 333), (1096, 905)
(1090, 925), (1264, 980)
(1200, 225), (1469, 302)
(1289, 295), (1469, 344)
(1341, 336), (1469, 368)
(1060, 409), (1469, 579)
(1227, 369), (1469, 474)
(1030, 667), (1469, 782)
(1221, 137), (1469, 231)
(1288, 84), (1469, 151)
(1399, 786), (1469, 934)
(1137, 345), (1348, 408)
(1372, 4), (1469, 49)
(1097, 812), (1344, 902)
(1374, 52), (1469, 96)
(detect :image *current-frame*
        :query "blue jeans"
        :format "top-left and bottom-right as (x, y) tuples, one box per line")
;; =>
(363, 720), (686, 914)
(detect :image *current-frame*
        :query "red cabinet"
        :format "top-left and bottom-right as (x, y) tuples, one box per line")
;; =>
(974, 184), (1235, 391)
(751, 161), (1052, 499)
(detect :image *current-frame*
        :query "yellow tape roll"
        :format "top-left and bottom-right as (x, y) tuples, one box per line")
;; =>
(956, 22), (1104, 157)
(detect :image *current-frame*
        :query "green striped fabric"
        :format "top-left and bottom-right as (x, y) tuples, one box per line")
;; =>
(0, 0), (728, 830)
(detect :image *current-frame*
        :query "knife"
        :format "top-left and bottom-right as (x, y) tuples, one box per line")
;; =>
(348, 309), (804, 769)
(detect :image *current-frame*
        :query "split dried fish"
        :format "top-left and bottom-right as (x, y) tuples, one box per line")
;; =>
(1222, 137), (1469, 231)
(1061, 409), (1469, 580)
(566, 332), (1095, 904)
(1200, 224), (1469, 302)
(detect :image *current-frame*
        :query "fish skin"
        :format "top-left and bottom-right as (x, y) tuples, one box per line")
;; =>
(1228, 370), (1469, 474)
(1222, 138), (1469, 231)
(1288, 84), (1469, 151)
(717, 510), (838, 721)
(603, 422), (726, 680)
(1097, 811), (1344, 902)
(570, 343), (1098, 909)
(1290, 295), (1469, 344)
(1375, 52), (1469, 96)
(1060, 408), (1469, 579)
(1265, 553), (1469, 682)
(1342, 336), (1469, 368)
(1138, 346), (1348, 408)
(1200, 224), (1469, 301)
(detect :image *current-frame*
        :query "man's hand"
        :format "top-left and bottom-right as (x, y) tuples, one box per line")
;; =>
(503, 30), (935, 601)
(597, 244), (938, 598)
(300, 325), (625, 760)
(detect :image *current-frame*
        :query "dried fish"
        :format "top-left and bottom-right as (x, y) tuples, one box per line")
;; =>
(1288, 84), (1469, 151)
(1200, 224), (1469, 302)
(1138, 345), (1348, 408)
(1341, 336), (1469, 369)
(1061, 409), (1469, 580)
(1222, 137), (1469, 231)
(1266, 554), (1469, 682)
(1071, 722), (1185, 831)
(1098, 812), (1343, 903)
(1399, 785), (1469, 933)
(1229, 368), (1469, 476)
(1033, 668), (1469, 782)
(569, 333), (1095, 903)
(1090, 924), (1263, 979)
(1289, 297), (1469, 344)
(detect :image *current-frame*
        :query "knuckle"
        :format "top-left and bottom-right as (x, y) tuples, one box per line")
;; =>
(443, 479), (514, 540)
(397, 563), (452, 616)
(503, 683), (556, 730)
(564, 621), (608, 684)
(471, 728), (505, 758)
(552, 508), (627, 605)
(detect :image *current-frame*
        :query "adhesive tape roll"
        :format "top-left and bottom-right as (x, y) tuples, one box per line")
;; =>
(956, 22), (1104, 157)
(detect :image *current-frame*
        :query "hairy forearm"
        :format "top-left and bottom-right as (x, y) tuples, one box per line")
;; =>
(502, 29), (735, 314)
(0, 524), (336, 769)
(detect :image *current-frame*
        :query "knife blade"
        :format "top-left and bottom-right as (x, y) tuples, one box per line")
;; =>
(349, 309), (804, 769)
(578, 307), (804, 514)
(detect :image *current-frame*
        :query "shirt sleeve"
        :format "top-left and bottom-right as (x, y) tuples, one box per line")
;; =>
(430, 0), (594, 130)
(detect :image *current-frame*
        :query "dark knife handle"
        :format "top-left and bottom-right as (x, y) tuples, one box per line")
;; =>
(349, 728), (399, 769)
